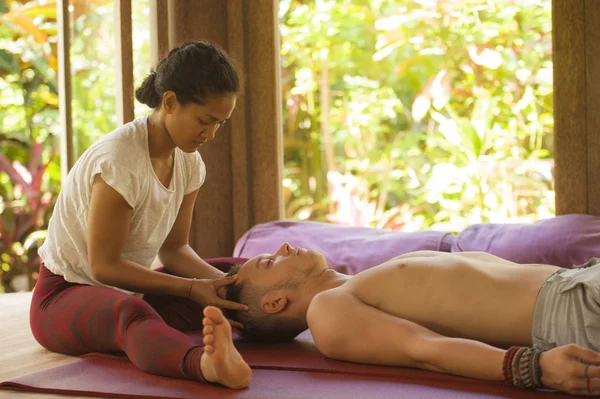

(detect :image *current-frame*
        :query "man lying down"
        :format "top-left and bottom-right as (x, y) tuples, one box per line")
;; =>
(224, 243), (600, 396)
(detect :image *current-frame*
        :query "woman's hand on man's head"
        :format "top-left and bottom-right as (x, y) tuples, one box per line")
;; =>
(188, 275), (247, 329)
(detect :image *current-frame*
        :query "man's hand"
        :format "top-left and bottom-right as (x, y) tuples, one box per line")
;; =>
(539, 344), (600, 395)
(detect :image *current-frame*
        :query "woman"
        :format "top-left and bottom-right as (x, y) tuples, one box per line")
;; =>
(30, 41), (252, 389)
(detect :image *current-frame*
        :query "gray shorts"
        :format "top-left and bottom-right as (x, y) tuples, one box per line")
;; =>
(532, 264), (600, 351)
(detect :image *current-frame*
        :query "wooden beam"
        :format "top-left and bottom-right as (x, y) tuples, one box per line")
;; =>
(150, 0), (169, 68)
(585, 0), (600, 215)
(169, 0), (283, 257)
(553, 0), (600, 216)
(553, 0), (588, 214)
(57, 0), (73, 179)
(227, 1), (252, 241)
(245, 0), (284, 226)
(167, 0), (177, 50)
(169, 1), (231, 255)
(114, 0), (135, 125)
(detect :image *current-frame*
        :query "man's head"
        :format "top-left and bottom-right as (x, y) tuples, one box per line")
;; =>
(225, 243), (329, 343)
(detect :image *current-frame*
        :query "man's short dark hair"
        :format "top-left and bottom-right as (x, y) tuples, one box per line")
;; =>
(225, 264), (307, 343)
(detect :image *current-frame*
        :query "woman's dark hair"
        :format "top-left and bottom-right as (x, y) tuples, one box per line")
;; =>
(135, 41), (241, 108)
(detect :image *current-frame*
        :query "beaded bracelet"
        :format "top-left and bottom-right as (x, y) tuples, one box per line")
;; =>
(503, 346), (543, 389)
(503, 346), (520, 384)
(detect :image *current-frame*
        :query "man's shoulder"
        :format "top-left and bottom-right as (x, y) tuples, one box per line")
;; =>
(307, 289), (359, 355)
(307, 289), (353, 330)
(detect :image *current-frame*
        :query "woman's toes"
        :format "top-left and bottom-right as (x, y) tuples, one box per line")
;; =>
(204, 306), (224, 324)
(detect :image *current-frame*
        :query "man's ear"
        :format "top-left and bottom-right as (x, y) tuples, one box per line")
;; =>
(261, 290), (289, 314)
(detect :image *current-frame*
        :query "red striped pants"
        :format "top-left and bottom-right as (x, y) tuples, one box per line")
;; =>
(30, 264), (206, 382)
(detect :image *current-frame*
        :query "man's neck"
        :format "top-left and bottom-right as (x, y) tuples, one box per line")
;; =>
(291, 269), (350, 325)
(306, 269), (350, 301)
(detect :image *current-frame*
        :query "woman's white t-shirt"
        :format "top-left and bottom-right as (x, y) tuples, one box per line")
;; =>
(38, 116), (206, 294)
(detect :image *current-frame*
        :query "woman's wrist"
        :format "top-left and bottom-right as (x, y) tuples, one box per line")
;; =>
(172, 276), (194, 298)
(186, 278), (197, 299)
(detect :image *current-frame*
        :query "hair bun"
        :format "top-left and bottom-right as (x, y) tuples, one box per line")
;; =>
(135, 72), (161, 108)
(135, 40), (240, 109)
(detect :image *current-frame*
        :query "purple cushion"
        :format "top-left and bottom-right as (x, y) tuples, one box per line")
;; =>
(233, 220), (455, 275)
(452, 214), (600, 268)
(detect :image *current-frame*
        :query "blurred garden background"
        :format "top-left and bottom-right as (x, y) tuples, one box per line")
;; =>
(0, 0), (553, 292)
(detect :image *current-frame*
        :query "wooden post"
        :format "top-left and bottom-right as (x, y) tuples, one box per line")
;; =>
(169, 0), (283, 257)
(227, 2), (251, 242)
(553, 0), (600, 216)
(150, 0), (169, 68)
(243, 1), (285, 227)
(584, 0), (600, 215)
(114, 0), (135, 125)
(57, 0), (73, 180)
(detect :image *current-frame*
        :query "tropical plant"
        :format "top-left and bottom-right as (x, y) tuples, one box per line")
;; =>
(280, 0), (554, 232)
(0, 0), (60, 292)
(0, 0), (150, 292)
(1, 0), (554, 292)
(0, 141), (57, 292)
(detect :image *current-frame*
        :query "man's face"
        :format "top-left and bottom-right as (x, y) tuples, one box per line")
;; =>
(236, 243), (328, 290)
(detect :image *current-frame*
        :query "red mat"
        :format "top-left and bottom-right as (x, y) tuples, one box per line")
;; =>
(1, 331), (572, 399)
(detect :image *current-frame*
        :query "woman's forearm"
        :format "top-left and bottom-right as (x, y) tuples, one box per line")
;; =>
(92, 258), (191, 296)
(158, 245), (225, 279)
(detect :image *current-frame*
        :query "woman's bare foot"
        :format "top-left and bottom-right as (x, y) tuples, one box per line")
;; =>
(200, 306), (251, 389)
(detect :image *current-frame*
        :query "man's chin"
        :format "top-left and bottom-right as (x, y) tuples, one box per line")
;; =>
(309, 251), (329, 270)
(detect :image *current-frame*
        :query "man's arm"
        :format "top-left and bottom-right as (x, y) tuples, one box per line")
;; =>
(158, 190), (224, 280)
(391, 250), (519, 266)
(307, 290), (504, 380)
(307, 290), (600, 395)
(391, 250), (448, 260)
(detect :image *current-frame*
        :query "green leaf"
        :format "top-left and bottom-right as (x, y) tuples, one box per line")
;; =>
(20, 4), (57, 20)
(0, 48), (17, 73)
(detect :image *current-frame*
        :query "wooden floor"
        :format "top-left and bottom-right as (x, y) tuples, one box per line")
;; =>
(0, 292), (110, 399)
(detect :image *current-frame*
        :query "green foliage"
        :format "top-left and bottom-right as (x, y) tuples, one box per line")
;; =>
(0, 0), (554, 291)
(0, 0), (60, 292)
(69, 0), (151, 157)
(281, 0), (554, 232)
(0, 0), (149, 291)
